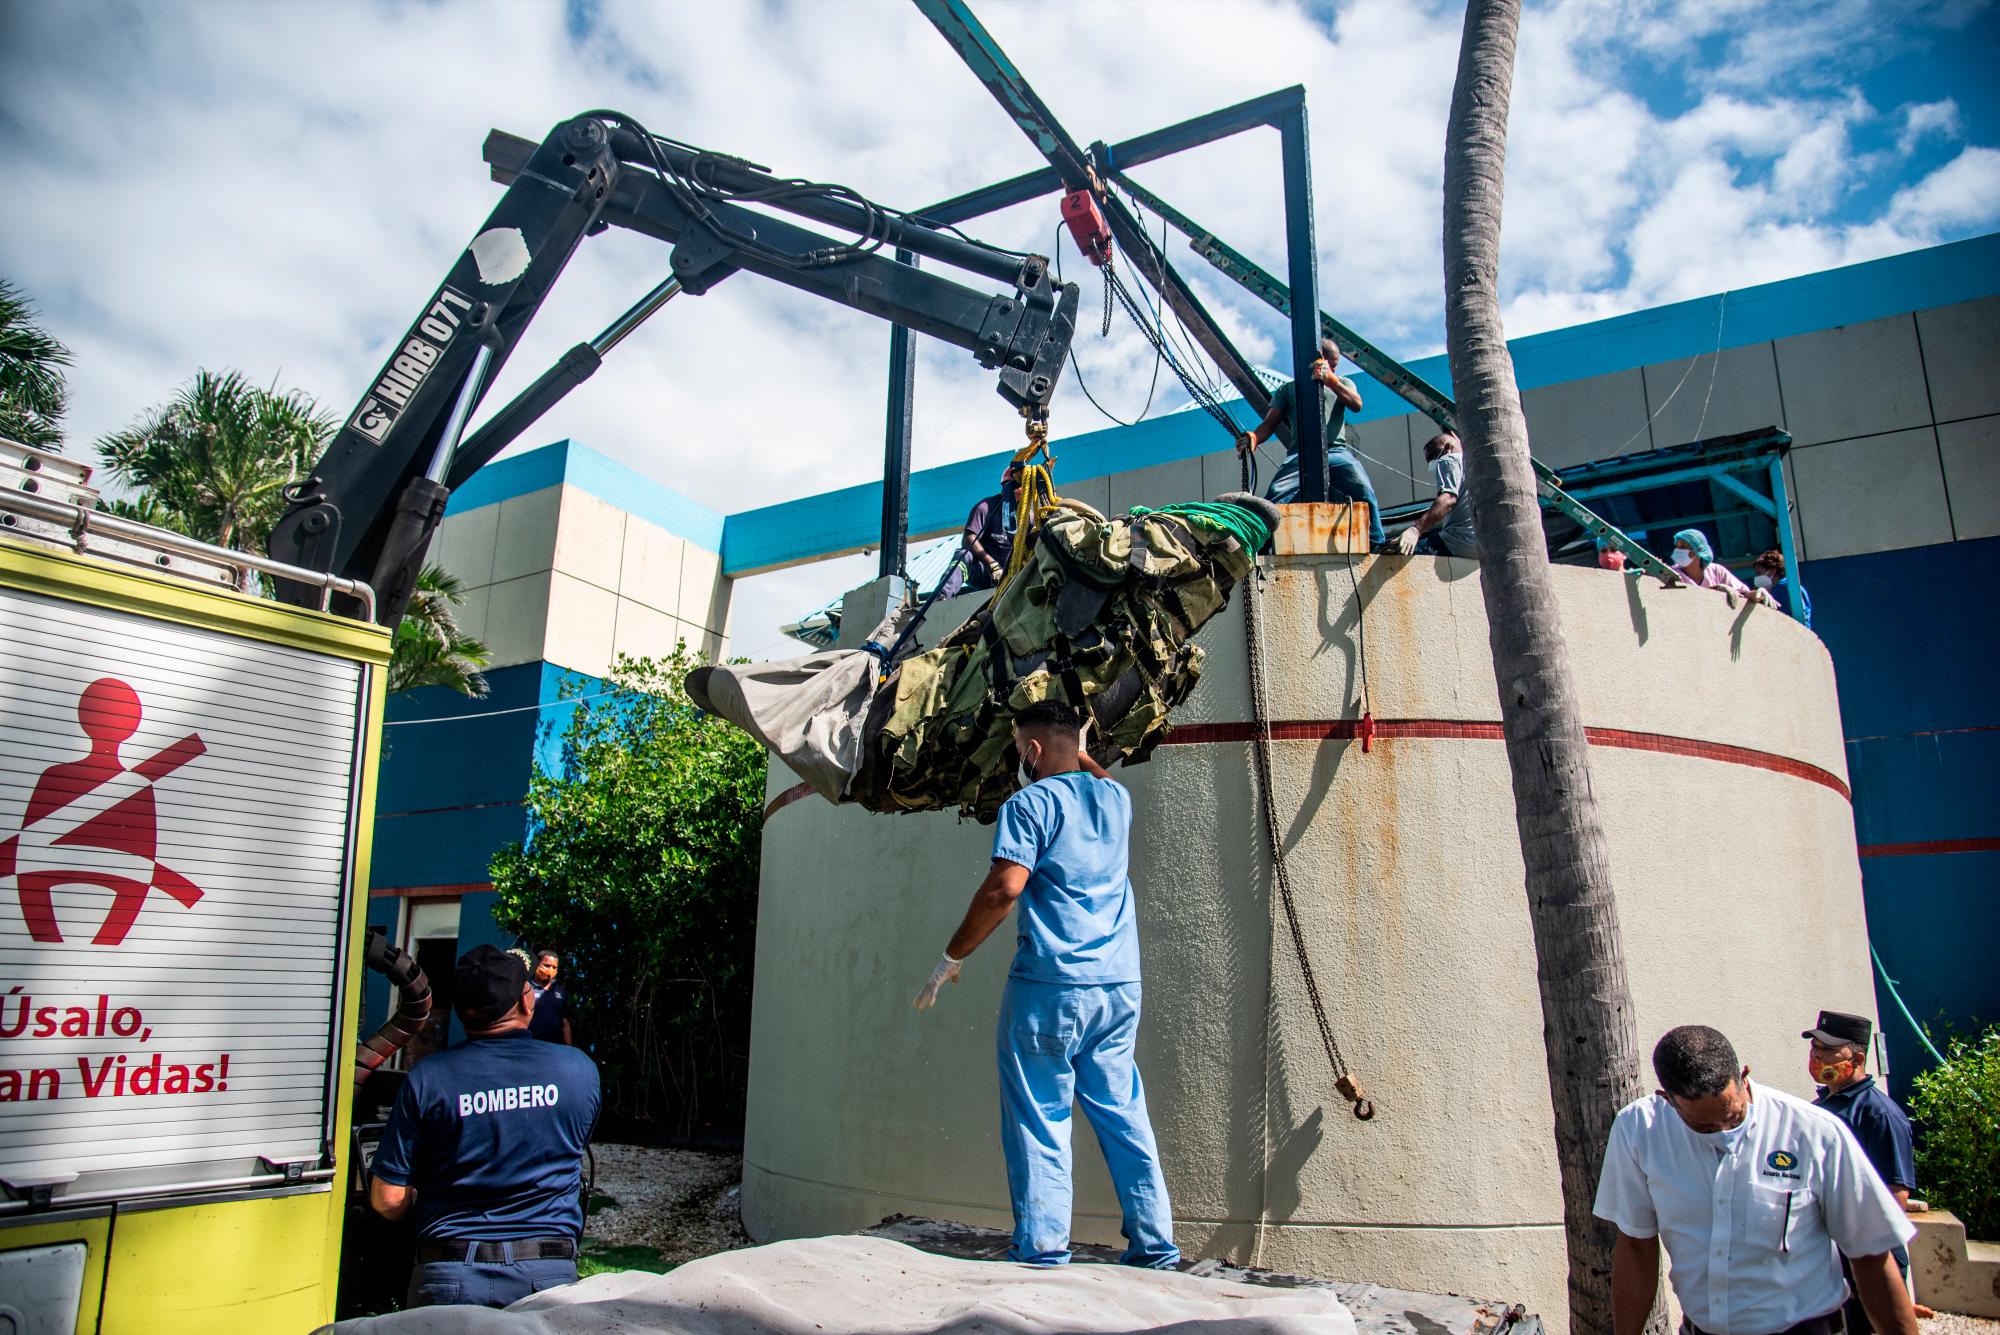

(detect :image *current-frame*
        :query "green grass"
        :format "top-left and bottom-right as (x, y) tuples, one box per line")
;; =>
(578, 1243), (672, 1278)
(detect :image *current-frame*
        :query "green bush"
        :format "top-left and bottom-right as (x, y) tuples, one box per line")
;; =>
(492, 649), (766, 1141)
(1908, 1026), (2000, 1239)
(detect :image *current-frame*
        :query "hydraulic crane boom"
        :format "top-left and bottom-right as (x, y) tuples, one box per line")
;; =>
(269, 111), (1079, 625)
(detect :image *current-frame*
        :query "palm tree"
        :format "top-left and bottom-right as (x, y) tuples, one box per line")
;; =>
(95, 369), (333, 553)
(0, 278), (72, 450)
(1442, 5), (1657, 1334)
(388, 564), (490, 698)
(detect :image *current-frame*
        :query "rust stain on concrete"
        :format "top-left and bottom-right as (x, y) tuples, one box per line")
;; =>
(1273, 502), (1370, 557)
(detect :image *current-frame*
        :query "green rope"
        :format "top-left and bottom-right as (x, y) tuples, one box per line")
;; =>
(1872, 944), (1948, 1067)
(1130, 501), (1273, 553)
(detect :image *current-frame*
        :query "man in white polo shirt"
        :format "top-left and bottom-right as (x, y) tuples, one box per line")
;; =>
(1594, 1025), (1917, 1335)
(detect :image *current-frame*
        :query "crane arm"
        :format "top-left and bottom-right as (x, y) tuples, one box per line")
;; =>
(270, 112), (1078, 625)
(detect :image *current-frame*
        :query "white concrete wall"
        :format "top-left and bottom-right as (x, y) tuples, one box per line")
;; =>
(742, 555), (1876, 1332)
(425, 484), (731, 675)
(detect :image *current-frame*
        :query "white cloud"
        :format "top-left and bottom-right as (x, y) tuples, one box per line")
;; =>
(1897, 99), (1964, 155)
(2, 0), (1995, 654)
(1886, 146), (2000, 232)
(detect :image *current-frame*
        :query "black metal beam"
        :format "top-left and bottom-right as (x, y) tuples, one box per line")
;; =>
(915, 0), (1272, 420)
(916, 87), (1303, 226)
(881, 249), (918, 578)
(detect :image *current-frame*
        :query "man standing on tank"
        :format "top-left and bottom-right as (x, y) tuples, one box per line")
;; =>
(913, 699), (1180, 1270)
(1235, 337), (1387, 549)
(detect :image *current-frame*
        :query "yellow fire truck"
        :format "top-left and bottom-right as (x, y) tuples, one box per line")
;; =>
(0, 437), (388, 1330)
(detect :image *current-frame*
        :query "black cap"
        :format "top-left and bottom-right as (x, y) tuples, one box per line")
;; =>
(454, 944), (528, 1028)
(1802, 1009), (1872, 1047)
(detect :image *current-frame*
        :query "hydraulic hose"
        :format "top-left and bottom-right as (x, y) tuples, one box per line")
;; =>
(354, 926), (433, 1091)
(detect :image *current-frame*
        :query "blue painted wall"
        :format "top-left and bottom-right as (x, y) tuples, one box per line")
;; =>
(1806, 535), (2000, 1095)
(366, 660), (613, 1036)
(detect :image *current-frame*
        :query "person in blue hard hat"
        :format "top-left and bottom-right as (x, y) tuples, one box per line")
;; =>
(913, 698), (1179, 1270)
(1235, 338), (1387, 549)
(370, 945), (601, 1309)
(942, 459), (1025, 598)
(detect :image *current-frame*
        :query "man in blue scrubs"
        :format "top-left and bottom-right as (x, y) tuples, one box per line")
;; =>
(914, 699), (1179, 1269)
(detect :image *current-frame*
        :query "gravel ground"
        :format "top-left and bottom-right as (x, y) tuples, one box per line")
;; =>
(1922, 1314), (2000, 1335)
(584, 1144), (750, 1270)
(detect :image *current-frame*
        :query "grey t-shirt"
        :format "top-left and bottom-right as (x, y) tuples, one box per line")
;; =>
(1430, 452), (1477, 555)
(1270, 378), (1354, 454)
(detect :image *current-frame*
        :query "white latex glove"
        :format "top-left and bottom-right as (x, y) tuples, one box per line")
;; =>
(913, 953), (963, 1011)
(1394, 526), (1420, 555)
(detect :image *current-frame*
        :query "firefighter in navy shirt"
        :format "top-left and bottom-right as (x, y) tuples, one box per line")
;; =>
(370, 944), (601, 1309)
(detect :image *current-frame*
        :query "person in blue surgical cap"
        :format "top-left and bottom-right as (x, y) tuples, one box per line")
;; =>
(913, 698), (1179, 1270)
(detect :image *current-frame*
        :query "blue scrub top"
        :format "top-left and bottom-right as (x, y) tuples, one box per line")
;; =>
(992, 771), (1141, 984)
(373, 1030), (601, 1240)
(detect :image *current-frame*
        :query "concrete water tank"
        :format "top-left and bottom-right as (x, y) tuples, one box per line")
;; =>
(741, 551), (1877, 1332)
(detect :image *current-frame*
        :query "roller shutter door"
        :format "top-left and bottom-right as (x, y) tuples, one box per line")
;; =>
(0, 585), (365, 1204)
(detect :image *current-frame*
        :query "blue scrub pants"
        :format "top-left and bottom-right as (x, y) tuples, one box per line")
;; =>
(996, 976), (1180, 1268)
(1266, 447), (1387, 547)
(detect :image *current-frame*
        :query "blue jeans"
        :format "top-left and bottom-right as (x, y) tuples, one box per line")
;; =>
(1415, 529), (1472, 559)
(406, 1256), (579, 1309)
(997, 976), (1180, 1268)
(1265, 447), (1387, 547)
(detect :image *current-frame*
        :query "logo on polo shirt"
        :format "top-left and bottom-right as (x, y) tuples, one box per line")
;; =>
(1764, 1148), (1802, 1180)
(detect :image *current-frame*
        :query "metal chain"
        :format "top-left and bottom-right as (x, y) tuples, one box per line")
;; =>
(1108, 268), (1240, 442)
(1101, 245), (1115, 338)
(1239, 450), (1374, 1121)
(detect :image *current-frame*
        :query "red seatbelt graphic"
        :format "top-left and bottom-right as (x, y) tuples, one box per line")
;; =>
(0, 678), (208, 945)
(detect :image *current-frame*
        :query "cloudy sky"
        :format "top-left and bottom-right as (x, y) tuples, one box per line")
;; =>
(3, 0), (1996, 655)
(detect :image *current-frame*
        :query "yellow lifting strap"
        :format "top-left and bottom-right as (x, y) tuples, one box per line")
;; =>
(999, 424), (1059, 590)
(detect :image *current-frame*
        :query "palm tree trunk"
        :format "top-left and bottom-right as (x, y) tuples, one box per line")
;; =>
(1442, 5), (1659, 1334)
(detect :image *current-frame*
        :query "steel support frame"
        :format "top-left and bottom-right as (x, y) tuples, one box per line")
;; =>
(880, 249), (919, 577)
(890, 0), (1333, 551)
(1768, 457), (1804, 624)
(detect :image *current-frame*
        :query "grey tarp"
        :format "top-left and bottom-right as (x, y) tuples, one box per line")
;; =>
(685, 645), (883, 805)
(326, 1234), (1358, 1335)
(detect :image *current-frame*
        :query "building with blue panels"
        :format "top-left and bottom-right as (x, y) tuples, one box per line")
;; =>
(367, 232), (1998, 1087)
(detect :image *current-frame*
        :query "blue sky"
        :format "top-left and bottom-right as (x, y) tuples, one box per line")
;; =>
(1, 0), (1995, 652)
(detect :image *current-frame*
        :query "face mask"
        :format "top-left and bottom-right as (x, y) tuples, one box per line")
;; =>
(1016, 749), (1037, 789)
(1815, 1060), (1853, 1085)
(1698, 1121), (1751, 1151)
(1754, 574), (1774, 589)
(1671, 548), (1696, 568)
(1428, 458), (1448, 488)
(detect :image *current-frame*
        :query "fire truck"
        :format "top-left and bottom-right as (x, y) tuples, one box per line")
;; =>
(0, 109), (1074, 1331)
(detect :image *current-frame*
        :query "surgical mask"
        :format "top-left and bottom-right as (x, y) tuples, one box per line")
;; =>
(1428, 458), (1448, 488)
(1016, 750), (1038, 789)
(1699, 1121), (1751, 1151)
(1754, 574), (1775, 590)
(1672, 547), (1696, 568)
